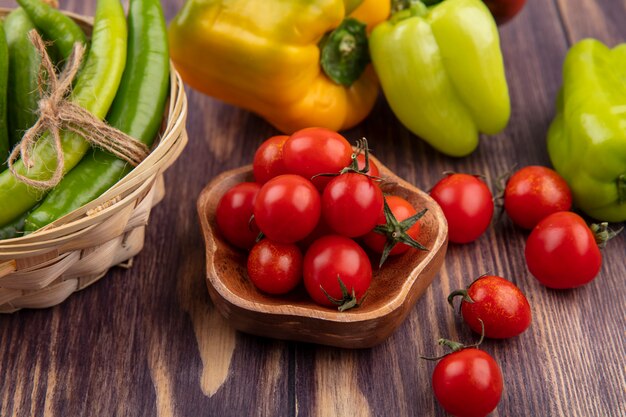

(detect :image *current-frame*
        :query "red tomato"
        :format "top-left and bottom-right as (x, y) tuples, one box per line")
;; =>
(432, 348), (503, 417)
(504, 165), (572, 229)
(356, 153), (380, 178)
(282, 127), (353, 190)
(215, 182), (261, 249)
(322, 173), (384, 237)
(362, 195), (423, 257)
(253, 175), (321, 244)
(303, 235), (372, 309)
(525, 211), (602, 289)
(483, 0), (526, 25)
(247, 240), (303, 294)
(430, 174), (494, 244)
(253, 135), (289, 184)
(450, 275), (531, 339)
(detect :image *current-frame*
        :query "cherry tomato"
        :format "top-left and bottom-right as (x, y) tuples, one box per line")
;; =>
(303, 235), (372, 309)
(215, 182), (261, 249)
(525, 211), (602, 289)
(504, 165), (572, 229)
(356, 153), (380, 178)
(483, 0), (526, 25)
(247, 240), (303, 295)
(430, 174), (494, 244)
(449, 275), (531, 339)
(282, 127), (353, 190)
(322, 173), (384, 238)
(254, 175), (321, 244)
(253, 135), (289, 184)
(362, 195), (422, 256)
(432, 348), (503, 417)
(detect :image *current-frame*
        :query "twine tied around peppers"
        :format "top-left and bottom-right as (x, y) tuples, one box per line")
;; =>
(7, 30), (150, 190)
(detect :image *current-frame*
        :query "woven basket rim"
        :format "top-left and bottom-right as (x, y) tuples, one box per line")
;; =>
(0, 8), (188, 256)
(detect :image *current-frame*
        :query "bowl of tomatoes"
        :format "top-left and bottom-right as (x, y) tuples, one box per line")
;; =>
(197, 128), (448, 349)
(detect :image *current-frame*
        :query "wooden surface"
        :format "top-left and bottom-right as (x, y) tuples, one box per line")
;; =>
(0, 0), (625, 416)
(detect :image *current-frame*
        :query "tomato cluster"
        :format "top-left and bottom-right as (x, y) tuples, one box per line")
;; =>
(429, 165), (611, 290)
(426, 163), (616, 416)
(502, 165), (608, 289)
(215, 127), (428, 310)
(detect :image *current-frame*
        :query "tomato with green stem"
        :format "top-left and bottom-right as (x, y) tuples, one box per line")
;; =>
(322, 172), (384, 238)
(524, 211), (606, 289)
(320, 138), (384, 238)
(423, 327), (503, 417)
(448, 275), (531, 339)
(432, 347), (503, 417)
(362, 195), (428, 267)
(303, 235), (372, 310)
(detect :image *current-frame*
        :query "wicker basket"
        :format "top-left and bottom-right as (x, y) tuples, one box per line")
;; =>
(0, 9), (188, 313)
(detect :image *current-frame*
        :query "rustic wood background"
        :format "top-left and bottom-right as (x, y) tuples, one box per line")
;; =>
(1, 0), (625, 416)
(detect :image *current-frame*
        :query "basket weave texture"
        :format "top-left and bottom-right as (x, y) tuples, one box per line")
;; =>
(0, 9), (188, 313)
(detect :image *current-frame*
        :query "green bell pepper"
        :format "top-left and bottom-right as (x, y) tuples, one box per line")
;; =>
(369, 0), (510, 157)
(548, 39), (626, 222)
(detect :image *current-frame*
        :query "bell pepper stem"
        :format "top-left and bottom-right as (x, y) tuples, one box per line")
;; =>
(391, 0), (430, 20)
(319, 18), (369, 87)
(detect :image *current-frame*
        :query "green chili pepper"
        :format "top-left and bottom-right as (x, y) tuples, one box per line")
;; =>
(16, 0), (88, 61)
(369, 0), (510, 157)
(25, 0), (170, 231)
(547, 39), (626, 222)
(0, 21), (9, 165)
(4, 8), (40, 149)
(0, 0), (127, 228)
(0, 215), (27, 240)
(0, 206), (38, 240)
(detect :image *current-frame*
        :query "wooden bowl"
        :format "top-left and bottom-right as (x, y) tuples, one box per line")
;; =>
(197, 156), (448, 349)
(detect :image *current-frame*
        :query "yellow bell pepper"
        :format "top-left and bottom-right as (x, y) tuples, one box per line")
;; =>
(168, 0), (389, 133)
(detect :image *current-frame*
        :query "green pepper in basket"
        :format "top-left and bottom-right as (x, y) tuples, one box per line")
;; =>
(369, 0), (510, 157)
(548, 39), (626, 222)
(25, 0), (170, 231)
(4, 8), (41, 149)
(0, 0), (127, 228)
(16, 0), (88, 60)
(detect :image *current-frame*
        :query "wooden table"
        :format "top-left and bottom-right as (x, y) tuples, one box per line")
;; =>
(1, 0), (625, 416)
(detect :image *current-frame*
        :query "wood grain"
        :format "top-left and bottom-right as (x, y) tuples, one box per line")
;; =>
(0, 0), (624, 416)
